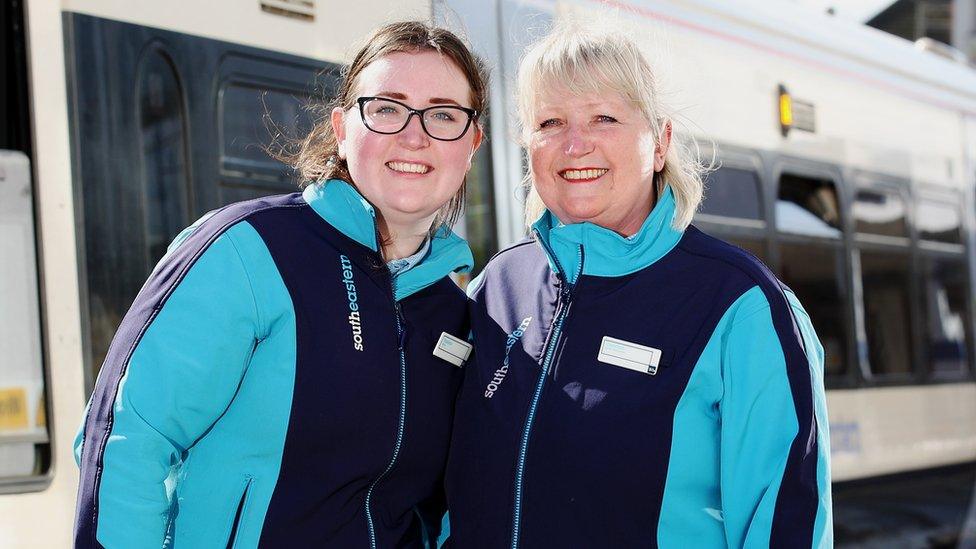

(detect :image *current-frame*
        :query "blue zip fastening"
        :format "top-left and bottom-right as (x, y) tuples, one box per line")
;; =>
(365, 297), (408, 549)
(510, 240), (583, 549)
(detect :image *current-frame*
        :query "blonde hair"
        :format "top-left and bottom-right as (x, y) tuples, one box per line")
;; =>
(516, 20), (706, 230)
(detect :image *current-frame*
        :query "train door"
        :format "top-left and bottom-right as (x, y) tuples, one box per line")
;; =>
(63, 13), (334, 391)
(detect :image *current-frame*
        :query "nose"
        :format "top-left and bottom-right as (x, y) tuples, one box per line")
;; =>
(563, 126), (594, 158)
(397, 113), (430, 150)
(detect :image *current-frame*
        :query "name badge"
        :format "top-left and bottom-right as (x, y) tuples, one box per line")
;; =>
(433, 332), (473, 367)
(597, 336), (661, 375)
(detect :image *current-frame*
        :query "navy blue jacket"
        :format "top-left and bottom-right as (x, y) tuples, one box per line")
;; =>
(73, 180), (473, 548)
(446, 186), (832, 548)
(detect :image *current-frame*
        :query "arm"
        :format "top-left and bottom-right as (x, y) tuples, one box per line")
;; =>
(719, 286), (832, 549)
(75, 222), (264, 548)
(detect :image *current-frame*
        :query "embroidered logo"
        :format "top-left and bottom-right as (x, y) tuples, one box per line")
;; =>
(340, 255), (364, 351)
(484, 316), (532, 398)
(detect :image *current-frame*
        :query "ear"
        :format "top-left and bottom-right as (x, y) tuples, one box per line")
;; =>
(331, 106), (348, 159)
(653, 119), (672, 173)
(467, 125), (485, 168)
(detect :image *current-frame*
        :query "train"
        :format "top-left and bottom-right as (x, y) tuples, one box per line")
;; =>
(3, 0), (976, 544)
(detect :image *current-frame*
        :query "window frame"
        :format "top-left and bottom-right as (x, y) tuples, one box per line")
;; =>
(912, 186), (974, 382)
(849, 174), (920, 384)
(768, 157), (858, 389)
(694, 145), (771, 258)
(134, 42), (193, 272)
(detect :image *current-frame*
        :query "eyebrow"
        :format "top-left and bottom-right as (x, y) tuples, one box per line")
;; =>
(374, 91), (463, 107)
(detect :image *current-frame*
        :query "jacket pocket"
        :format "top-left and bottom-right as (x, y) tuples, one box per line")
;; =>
(226, 476), (254, 549)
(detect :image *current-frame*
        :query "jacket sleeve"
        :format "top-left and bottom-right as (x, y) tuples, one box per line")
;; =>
(74, 224), (263, 548)
(718, 286), (832, 549)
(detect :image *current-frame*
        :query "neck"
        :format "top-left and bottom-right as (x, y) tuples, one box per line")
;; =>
(378, 215), (435, 261)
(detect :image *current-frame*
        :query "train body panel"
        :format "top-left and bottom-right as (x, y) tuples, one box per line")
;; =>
(4, 0), (976, 545)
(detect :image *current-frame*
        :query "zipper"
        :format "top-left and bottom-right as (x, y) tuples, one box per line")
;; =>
(364, 285), (409, 549)
(510, 241), (583, 549)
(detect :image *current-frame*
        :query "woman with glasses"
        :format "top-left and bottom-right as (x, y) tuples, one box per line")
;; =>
(74, 21), (485, 548)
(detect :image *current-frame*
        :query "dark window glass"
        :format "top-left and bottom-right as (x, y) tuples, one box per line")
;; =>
(853, 189), (908, 238)
(700, 167), (763, 220)
(221, 83), (311, 170)
(779, 243), (848, 377)
(138, 51), (189, 268)
(920, 256), (970, 374)
(464, 119), (497, 277)
(860, 251), (913, 376)
(916, 199), (962, 244)
(776, 174), (842, 238)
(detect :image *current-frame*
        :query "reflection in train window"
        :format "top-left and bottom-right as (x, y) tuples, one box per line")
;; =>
(221, 83), (312, 173)
(464, 118), (497, 276)
(137, 50), (190, 268)
(779, 243), (848, 377)
(853, 190), (908, 238)
(700, 167), (763, 220)
(860, 251), (913, 376)
(920, 256), (970, 375)
(916, 199), (962, 244)
(776, 174), (841, 238)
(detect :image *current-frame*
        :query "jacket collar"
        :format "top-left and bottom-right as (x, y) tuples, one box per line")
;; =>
(303, 179), (473, 300)
(531, 185), (683, 285)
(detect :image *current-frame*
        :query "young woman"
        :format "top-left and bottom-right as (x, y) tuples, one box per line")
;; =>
(445, 22), (832, 548)
(74, 21), (486, 548)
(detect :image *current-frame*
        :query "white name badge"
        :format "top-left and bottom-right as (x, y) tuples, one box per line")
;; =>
(597, 336), (661, 375)
(433, 332), (473, 367)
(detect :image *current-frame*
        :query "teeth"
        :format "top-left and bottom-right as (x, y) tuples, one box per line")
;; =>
(561, 168), (608, 180)
(386, 161), (430, 174)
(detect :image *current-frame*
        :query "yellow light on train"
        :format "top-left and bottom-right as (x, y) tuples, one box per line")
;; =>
(778, 83), (816, 137)
(779, 84), (793, 136)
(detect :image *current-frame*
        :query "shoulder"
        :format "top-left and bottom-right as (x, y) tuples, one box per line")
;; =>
(676, 227), (813, 340)
(676, 225), (784, 297)
(467, 237), (550, 298)
(167, 193), (307, 254)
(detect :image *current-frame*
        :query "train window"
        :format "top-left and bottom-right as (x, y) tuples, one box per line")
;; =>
(0, 151), (50, 479)
(464, 118), (498, 275)
(860, 251), (914, 376)
(779, 243), (848, 377)
(700, 167), (763, 220)
(920, 256), (970, 375)
(775, 174), (841, 238)
(221, 83), (311, 173)
(916, 199), (962, 244)
(137, 51), (190, 268)
(853, 189), (908, 238)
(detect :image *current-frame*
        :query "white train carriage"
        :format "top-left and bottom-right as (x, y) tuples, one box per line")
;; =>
(3, 0), (976, 545)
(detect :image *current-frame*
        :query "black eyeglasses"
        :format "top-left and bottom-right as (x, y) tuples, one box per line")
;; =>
(356, 96), (478, 141)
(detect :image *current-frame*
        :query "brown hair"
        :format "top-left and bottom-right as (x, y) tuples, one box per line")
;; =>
(282, 21), (489, 231)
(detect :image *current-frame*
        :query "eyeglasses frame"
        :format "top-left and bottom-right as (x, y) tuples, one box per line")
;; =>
(355, 96), (479, 142)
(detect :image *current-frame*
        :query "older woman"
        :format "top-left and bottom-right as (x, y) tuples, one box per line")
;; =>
(445, 24), (831, 548)
(74, 22), (485, 548)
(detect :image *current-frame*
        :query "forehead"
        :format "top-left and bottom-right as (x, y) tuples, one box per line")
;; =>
(354, 50), (473, 106)
(534, 86), (634, 114)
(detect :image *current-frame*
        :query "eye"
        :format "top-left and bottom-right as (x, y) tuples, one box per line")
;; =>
(538, 118), (562, 129)
(595, 114), (619, 124)
(429, 109), (458, 122)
